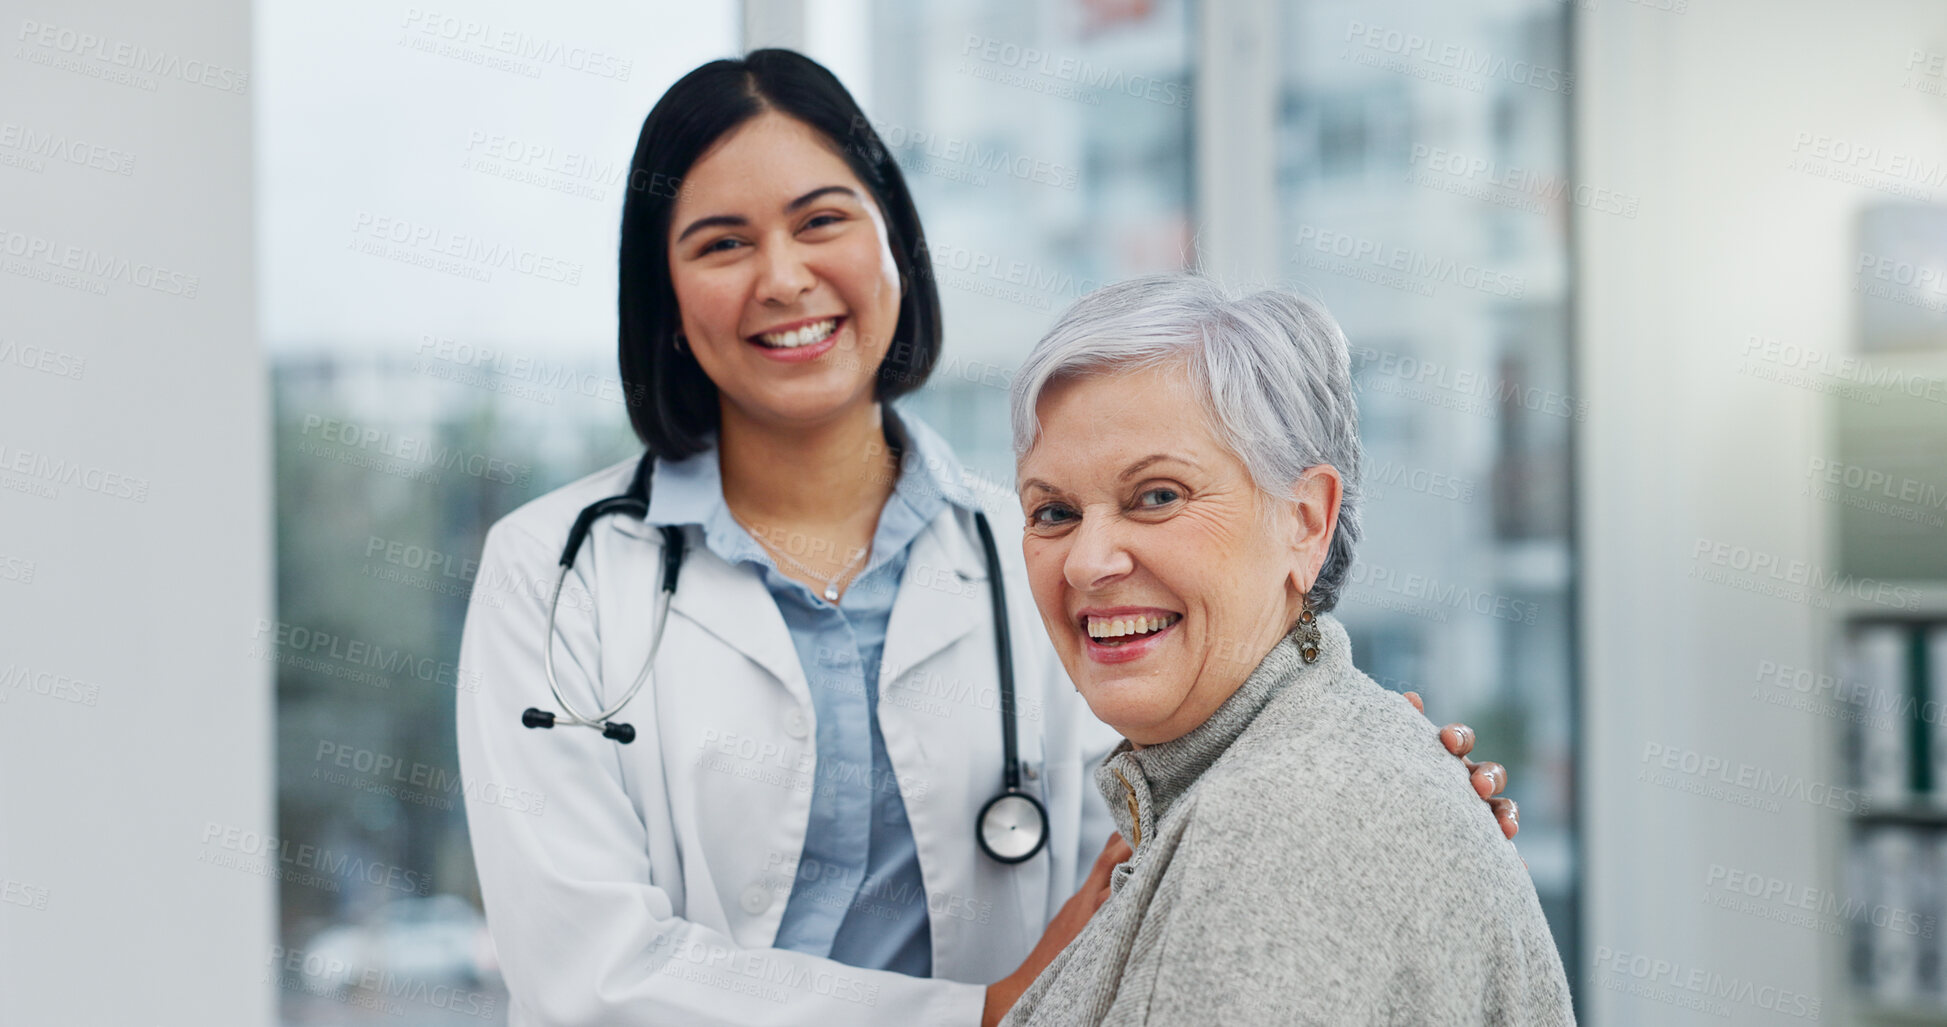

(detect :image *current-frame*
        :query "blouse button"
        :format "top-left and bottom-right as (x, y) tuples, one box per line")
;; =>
(784, 709), (809, 739)
(740, 883), (771, 915)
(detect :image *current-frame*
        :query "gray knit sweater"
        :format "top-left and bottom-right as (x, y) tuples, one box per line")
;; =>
(1001, 615), (1574, 1026)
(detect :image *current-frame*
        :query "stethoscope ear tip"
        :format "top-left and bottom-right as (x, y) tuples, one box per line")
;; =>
(521, 708), (557, 730)
(602, 722), (637, 744)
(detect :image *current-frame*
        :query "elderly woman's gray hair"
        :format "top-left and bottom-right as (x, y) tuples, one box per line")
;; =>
(1009, 273), (1363, 612)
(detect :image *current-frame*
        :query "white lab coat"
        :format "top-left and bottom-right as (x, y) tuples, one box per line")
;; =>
(456, 454), (1121, 1027)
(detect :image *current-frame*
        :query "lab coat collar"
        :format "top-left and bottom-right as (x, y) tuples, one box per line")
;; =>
(635, 407), (999, 580)
(625, 408), (1000, 692)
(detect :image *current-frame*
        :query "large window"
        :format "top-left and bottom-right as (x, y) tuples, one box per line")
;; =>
(1274, 0), (1579, 974)
(258, 4), (737, 1020)
(857, 0), (1195, 481)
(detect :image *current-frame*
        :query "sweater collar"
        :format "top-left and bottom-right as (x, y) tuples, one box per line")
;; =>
(1095, 613), (1354, 849)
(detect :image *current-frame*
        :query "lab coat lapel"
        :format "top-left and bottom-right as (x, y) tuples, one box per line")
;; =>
(879, 509), (986, 689)
(667, 540), (808, 701)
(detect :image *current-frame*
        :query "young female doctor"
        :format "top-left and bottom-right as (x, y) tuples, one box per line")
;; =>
(454, 49), (1519, 1027)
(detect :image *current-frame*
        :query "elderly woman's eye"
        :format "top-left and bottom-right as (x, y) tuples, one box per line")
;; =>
(1030, 504), (1076, 527)
(1138, 487), (1181, 507)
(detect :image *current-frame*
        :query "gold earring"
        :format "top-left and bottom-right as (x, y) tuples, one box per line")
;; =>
(1297, 606), (1321, 664)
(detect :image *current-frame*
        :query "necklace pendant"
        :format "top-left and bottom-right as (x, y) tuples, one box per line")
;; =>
(824, 584), (840, 602)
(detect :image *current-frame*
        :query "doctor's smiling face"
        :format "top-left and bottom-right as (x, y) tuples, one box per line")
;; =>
(1017, 358), (1342, 747)
(665, 111), (904, 431)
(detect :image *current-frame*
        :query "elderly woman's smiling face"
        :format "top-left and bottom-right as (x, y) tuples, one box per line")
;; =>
(1017, 358), (1343, 746)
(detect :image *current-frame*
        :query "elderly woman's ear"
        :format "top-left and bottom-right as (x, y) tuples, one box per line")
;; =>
(1283, 465), (1344, 601)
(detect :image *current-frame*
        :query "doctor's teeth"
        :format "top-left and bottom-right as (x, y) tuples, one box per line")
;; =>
(757, 319), (837, 348)
(1086, 613), (1180, 639)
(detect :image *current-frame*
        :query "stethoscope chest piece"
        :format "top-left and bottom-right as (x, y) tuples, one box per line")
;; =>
(977, 789), (1049, 864)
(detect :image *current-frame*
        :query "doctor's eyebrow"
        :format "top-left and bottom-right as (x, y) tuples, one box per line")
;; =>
(674, 185), (861, 243)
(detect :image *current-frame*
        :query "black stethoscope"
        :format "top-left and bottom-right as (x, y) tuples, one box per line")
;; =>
(520, 453), (1050, 865)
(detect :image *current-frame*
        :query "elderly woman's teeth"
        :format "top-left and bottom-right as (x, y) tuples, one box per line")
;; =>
(757, 318), (837, 348)
(1086, 613), (1181, 641)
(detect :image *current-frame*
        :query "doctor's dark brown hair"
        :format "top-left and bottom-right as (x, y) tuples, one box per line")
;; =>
(616, 48), (943, 459)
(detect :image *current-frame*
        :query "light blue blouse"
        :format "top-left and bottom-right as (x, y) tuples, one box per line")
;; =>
(643, 411), (980, 978)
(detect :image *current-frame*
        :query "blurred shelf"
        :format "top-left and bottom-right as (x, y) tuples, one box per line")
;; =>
(1855, 997), (1947, 1025)
(1852, 799), (1947, 827)
(1837, 583), (1947, 620)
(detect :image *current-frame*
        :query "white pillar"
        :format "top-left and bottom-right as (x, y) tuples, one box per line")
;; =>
(0, 1), (272, 1024)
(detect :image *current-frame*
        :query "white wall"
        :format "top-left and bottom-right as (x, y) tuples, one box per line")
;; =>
(0, 1), (272, 1023)
(1577, 2), (1947, 1023)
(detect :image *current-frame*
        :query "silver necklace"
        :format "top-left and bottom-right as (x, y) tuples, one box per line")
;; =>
(733, 514), (870, 602)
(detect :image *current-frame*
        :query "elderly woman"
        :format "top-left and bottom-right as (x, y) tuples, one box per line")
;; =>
(1000, 274), (1573, 1025)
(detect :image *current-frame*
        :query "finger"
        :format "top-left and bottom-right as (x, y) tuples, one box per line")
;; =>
(1095, 834), (1128, 869)
(1441, 723), (1475, 757)
(1087, 838), (1125, 883)
(1472, 761), (1506, 799)
(1403, 691), (1424, 714)
(1491, 797), (1519, 839)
